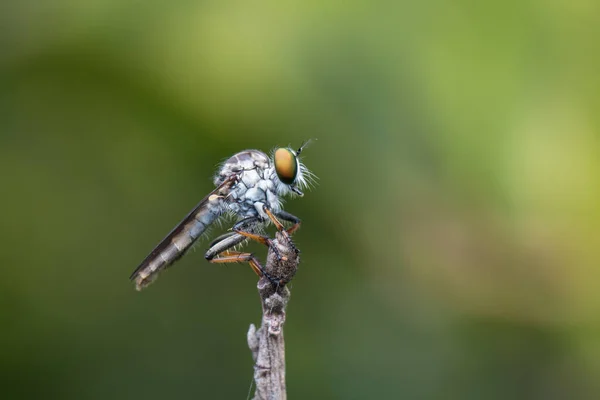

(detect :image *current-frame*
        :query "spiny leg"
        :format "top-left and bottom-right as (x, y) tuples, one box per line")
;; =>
(205, 232), (247, 261)
(209, 251), (264, 277)
(204, 217), (261, 261)
(208, 231), (238, 249)
(274, 210), (301, 235)
(232, 216), (263, 232)
(262, 205), (285, 231)
(210, 251), (281, 285)
(232, 227), (285, 262)
(263, 206), (300, 254)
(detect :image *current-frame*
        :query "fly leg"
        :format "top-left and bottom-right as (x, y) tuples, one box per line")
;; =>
(251, 202), (300, 235)
(204, 217), (260, 261)
(209, 217), (282, 282)
(263, 206), (300, 254)
(208, 251), (265, 277)
(273, 210), (302, 235)
(209, 249), (281, 284)
(228, 208), (301, 285)
(231, 227), (285, 262)
(227, 227), (284, 285)
(205, 217), (265, 277)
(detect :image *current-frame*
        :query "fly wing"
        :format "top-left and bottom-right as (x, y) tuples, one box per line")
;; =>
(130, 176), (237, 290)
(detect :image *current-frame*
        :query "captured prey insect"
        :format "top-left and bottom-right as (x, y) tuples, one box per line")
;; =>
(130, 142), (316, 290)
(214, 205), (301, 287)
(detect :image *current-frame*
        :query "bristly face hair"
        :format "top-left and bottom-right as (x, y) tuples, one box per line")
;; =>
(272, 139), (318, 198)
(294, 139), (319, 191)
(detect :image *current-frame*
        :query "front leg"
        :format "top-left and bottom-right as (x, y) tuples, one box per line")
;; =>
(262, 206), (300, 255)
(274, 210), (302, 235)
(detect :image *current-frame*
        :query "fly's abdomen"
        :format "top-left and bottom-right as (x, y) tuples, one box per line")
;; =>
(132, 199), (222, 290)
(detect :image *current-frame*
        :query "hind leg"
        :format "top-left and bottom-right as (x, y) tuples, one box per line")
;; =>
(208, 250), (265, 277)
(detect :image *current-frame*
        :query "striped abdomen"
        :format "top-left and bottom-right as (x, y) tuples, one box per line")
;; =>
(131, 178), (236, 290)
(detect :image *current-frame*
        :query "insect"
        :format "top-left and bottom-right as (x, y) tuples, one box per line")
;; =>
(130, 142), (315, 290)
(217, 204), (301, 288)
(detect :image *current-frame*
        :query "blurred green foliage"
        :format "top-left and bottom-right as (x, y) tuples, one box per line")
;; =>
(1, 1), (600, 399)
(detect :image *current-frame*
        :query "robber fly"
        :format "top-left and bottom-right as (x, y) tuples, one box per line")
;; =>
(130, 142), (315, 290)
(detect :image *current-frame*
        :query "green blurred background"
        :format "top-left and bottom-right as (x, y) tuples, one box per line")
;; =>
(1, 1), (599, 399)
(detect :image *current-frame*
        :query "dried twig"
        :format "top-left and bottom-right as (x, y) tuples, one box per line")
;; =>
(247, 229), (300, 400)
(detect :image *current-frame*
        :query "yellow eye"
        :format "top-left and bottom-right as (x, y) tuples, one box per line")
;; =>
(274, 148), (298, 185)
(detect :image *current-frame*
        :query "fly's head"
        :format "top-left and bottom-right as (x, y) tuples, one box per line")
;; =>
(272, 140), (317, 197)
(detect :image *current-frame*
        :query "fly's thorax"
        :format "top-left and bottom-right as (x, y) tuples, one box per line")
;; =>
(231, 187), (282, 218)
(214, 149), (270, 186)
(240, 168), (263, 190)
(215, 153), (280, 216)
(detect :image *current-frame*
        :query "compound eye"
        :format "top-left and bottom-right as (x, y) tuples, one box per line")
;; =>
(274, 148), (298, 185)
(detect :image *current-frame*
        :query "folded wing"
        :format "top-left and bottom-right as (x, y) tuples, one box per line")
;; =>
(130, 176), (237, 290)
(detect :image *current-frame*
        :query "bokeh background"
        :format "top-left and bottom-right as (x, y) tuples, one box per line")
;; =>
(2, 1), (599, 399)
